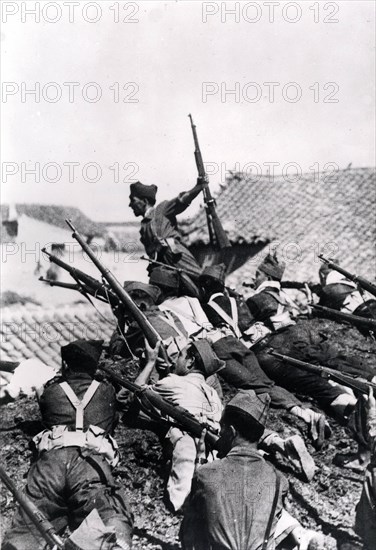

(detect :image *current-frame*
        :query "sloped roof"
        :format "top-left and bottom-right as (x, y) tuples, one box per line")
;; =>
(184, 167), (376, 281)
(0, 304), (116, 370)
(1, 204), (105, 236)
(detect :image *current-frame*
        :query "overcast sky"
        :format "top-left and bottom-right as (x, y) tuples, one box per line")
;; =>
(2, 0), (375, 222)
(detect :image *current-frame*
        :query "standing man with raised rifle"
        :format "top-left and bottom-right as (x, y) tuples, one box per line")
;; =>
(128, 178), (205, 298)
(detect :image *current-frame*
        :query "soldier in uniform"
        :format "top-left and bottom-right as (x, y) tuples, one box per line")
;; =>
(180, 390), (321, 550)
(134, 338), (224, 512)
(245, 252), (360, 425)
(2, 340), (134, 550)
(129, 179), (206, 295)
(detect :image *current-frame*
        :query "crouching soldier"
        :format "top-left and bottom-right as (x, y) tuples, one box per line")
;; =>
(181, 390), (322, 550)
(134, 338), (224, 512)
(2, 340), (133, 550)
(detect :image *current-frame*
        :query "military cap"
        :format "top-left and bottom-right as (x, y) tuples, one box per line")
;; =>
(199, 263), (226, 286)
(190, 339), (226, 376)
(258, 252), (285, 281)
(61, 340), (103, 372)
(129, 181), (158, 202)
(123, 280), (161, 303)
(226, 389), (270, 428)
(149, 267), (180, 289)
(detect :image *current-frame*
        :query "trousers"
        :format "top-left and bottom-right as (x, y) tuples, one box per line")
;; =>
(2, 448), (133, 550)
(212, 336), (300, 410)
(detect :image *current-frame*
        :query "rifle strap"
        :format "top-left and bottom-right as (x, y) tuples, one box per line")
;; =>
(262, 473), (281, 550)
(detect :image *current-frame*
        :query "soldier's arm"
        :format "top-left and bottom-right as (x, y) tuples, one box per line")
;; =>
(163, 177), (207, 217)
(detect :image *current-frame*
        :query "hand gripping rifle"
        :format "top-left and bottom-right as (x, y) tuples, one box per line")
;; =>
(188, 114), (230, 250)
(65, 219), (172, 370)
(98, 364), (219, 449)
(268, 350), (376, 396)
(319, 255), (376, 298)
(312, 304), (376, 332)
(0, 464), (64, 549)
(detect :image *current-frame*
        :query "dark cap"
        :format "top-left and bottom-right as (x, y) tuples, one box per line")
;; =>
(61, 340), (103, 372)
(123, 280), (161, 303)
(258, 252), (285, 281)
(149, 267), (180, 289)
(190, 339), (226, 376)
(129, 182), (158, 202)
(199, 264), (226, 286)
(226, 390), (270, 428)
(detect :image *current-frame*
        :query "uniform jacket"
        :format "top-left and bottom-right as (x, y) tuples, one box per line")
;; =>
(181, 445), (287, 550)
(39, 372), (117, 433)
(140, 195), (202, 277)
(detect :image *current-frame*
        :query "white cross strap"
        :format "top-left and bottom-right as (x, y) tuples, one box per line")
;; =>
(59, 380), (101, 431)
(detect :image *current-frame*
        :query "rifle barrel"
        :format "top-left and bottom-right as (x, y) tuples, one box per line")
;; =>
(269, 350), (376, 395)
(313, 304), (376, 329)
(66, 219), (171, 367)
(0, 465), (64, 549)
(99, 364), (219, 448)
(319, 255), (376, 298)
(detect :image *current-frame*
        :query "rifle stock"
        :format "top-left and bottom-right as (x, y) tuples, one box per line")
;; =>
(319, 255), (376, 298)
(0, 464), (64, 549)
(99, 364), (219, 448)
(65, 220), (171, 368)
(269, 350), (376, 395)
(313, 304), (376, 330)
(188, 114), (230, 249)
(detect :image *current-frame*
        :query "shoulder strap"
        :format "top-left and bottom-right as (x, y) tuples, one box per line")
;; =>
(262, 474), (281, 550)
(208, 295), (242, 338)
(59, 380), (100, 431)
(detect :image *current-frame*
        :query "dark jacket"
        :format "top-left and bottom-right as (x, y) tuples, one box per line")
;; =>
(181, 445), (287, 550)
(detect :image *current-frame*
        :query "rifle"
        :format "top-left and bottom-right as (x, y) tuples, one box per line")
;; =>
(319, 255), (376, 298)
(0, 464), (64, 549)
(39, 277), (117, 307)
(269, 350), (376, 395)
(312, 304), (376, 331)
(98, 363), (219, 449)
(243, 281), (322, 294)
(42, 248), (119, 307)
(188, 114), (230, 250)
(65, 219), (172, 370)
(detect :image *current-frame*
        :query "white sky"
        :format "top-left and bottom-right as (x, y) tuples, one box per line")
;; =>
(1, 0), (375, 222)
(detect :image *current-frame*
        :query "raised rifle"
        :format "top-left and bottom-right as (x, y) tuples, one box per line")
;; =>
(0, 464), (64, 549)
(188, 114), (230, 250)
(65, 219), (172, 370)
(312, 304), (376, 331)
(99, 363), (219, 449)
(268, 350), (376, 395)
(318, 255), (376, 298)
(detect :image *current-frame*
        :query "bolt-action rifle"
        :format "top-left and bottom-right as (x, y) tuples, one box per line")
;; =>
(65, 219), (171, 370)
(312, 304), (376, 331)
(0, 464), (64, 549)
(188, 114), (230, 250)
(319, 255), (376, 298)
(41, 248), (119, 307)
(99, 363), (219, 449)
(269, 350), (376, 395)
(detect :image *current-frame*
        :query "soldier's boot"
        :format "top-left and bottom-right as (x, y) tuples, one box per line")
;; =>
(260, 432), (316, 482)
(290, 406), (331, 450)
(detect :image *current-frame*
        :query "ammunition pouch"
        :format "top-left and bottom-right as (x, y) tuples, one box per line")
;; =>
(32, 425), (120, 467)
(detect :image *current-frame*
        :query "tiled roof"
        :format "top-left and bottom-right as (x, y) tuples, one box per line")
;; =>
(1, 204), (105, 236)
(0, 304), (116, 370)
(184, 167), (376, 282)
